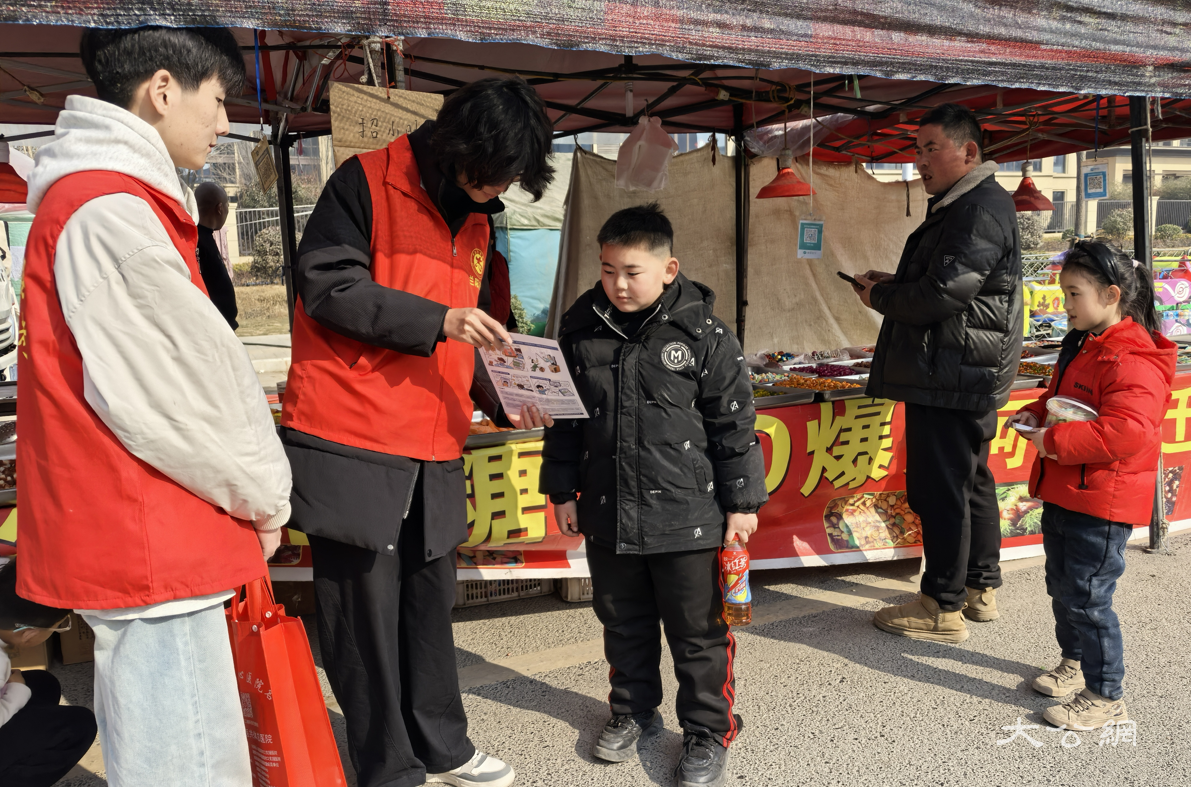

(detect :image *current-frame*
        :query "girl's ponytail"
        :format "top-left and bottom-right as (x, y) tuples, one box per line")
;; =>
(1126, 260), (1161, 335)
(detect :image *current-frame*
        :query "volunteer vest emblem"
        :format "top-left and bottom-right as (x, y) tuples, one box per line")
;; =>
(661, 342), (692, 371)
(471, 248), (485, 275)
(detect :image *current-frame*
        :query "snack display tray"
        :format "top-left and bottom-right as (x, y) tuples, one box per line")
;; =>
(0, 489), (14, 505)
(754, 389), (816, 407)
(464, 427), (545, 449)
(0, 382), (14, 416)
(1021, 352), (1059, 364)
(1012, 374), (1047, 390)
(820, 386), (869, 401)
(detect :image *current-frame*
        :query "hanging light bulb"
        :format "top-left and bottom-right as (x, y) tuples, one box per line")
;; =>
(1011, 160), (1054, 212)
(757, 111), (815, 199)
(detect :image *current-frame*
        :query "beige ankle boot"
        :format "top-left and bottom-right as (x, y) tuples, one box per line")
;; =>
(963, 586), (999, 622)
(873, 593), (969, 643)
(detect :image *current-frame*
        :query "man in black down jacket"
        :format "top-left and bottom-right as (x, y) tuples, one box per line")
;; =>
(852, 104), (1023, 644)
(541, 204), (767, 786)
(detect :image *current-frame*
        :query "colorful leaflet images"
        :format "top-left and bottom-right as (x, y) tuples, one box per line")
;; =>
(480, 334), (588, 419)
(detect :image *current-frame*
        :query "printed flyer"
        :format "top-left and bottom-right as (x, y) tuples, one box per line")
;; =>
(480, 334), (589, 420)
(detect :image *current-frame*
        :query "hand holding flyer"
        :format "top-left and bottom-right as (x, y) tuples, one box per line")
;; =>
(479, 334), (589, 421)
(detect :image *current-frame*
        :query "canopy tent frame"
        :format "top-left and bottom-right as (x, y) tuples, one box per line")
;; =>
(1, 26), (1183, 551)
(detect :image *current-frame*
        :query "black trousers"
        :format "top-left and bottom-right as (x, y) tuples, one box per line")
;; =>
(904, 403), (1003, 611)
(0, 670), (97, 787)
(310, 474), (473, 787)
(586, 540), (741, 746)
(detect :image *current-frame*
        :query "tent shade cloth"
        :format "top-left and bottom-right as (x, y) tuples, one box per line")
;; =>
(4, 23), (1191, 158)
(3, 2), (1191, 97)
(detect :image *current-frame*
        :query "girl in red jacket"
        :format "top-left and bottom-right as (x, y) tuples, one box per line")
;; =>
(1008, 240), (1174, 731)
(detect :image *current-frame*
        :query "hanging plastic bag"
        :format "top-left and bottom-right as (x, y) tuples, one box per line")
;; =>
(227, 576), (347, 787)
(616, 116), (678, 192)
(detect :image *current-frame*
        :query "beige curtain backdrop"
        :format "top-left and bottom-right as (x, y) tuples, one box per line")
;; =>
(551, 144), (737, 335)
(550, 145), (928, 354)
(745, 155), (928, 354)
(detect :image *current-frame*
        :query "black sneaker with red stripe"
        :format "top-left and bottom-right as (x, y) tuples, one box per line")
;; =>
(675, 729), (730, 787)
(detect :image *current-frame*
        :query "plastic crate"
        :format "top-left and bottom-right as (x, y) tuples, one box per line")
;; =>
(557, 577), (594, 603)
(453, 578), (555, 608)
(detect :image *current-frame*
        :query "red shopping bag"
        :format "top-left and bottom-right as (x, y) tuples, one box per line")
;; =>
(227, 576), (347, 787)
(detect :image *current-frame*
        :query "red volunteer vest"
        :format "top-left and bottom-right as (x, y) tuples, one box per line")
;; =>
(16, 172), (265, 609)
(282, 136), (490, 460)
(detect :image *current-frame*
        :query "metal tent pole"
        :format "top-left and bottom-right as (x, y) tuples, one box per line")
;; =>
(1130, 96), (1171, 555)
(274, 133), (298, 330)
(734, 103), (749, 345)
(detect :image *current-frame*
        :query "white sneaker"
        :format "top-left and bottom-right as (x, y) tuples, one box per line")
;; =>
(426, 750), (515, 787)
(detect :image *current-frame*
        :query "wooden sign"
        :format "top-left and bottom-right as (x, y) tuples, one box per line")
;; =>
(251, 136), (278, 193)
(330, 82), (444, 167)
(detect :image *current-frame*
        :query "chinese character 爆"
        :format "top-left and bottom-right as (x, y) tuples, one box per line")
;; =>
(801, 398), (896, 496)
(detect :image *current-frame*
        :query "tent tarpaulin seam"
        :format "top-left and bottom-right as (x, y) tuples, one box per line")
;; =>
(5, 2), (1191, 96)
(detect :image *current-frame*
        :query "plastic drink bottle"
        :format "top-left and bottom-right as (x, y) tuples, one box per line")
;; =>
(721, 536), (752, 626)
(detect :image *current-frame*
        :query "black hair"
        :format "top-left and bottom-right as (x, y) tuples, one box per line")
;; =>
(80, 26), (246, 109)
(0, 561), (70, 631)
(597, 202), (674, 255)
(430, 77), (555, 202)
(1061, 240), (1161, 334)
(919, 103), (984, 160)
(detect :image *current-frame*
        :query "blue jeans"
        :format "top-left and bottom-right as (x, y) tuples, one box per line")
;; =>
(1041, 503), (1131, 700)
(84, 604), (252, 786)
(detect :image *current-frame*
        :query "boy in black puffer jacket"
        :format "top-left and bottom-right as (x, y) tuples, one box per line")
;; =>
(540, 203), (767, 787)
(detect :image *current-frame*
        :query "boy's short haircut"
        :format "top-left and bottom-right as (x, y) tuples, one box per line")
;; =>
(597, 202), (674, 256)
(430, 77), (555, 202)
(80, 26), (246, 110)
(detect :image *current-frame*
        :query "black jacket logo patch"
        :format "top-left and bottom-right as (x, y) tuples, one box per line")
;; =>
(943, 255), (955, 266)
(662, 342), (693, 371)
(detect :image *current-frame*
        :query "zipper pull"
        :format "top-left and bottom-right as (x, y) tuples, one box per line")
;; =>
(452, 239), (457, 257)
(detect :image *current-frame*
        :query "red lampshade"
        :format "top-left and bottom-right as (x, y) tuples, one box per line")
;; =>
(0, 163), (27, 204)
(1011, 161), (1053, 213)
(757, 149), (815, 199)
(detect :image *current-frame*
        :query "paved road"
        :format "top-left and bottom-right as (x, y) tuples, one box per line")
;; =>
(56, 531), (1191, 786)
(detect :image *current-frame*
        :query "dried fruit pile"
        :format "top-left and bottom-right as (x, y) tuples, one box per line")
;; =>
(774, 376), (861, 391)
(791, 363), (858, 377)
(851, 360), (872, 370)
(0, 459), (14, 490)
(753, 388), (781, 398)
(749, 371), (789, 384)
(823, 491), (921, 552)
(1018, 361), (1054, 377)
(764, 351), (798, 365)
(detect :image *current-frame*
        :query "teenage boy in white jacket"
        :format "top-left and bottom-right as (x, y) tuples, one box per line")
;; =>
(18, 27), (291, 786)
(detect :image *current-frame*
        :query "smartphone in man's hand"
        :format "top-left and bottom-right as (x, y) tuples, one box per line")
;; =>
(837, 271), (861, 288)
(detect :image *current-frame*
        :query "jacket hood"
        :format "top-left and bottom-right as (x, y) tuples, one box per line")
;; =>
(560, 272), (716, 339)
(930, 160), (1000, 214)
(1092, 317), (1178, 387)
(26, 95), (196, 219)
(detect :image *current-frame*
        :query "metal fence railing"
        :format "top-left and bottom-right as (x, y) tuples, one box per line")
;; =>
(234, 205), (317, 257)
(1093, 200), (1191, 230)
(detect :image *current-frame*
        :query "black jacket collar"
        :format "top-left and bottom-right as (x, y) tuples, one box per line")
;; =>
(407, 122), (504, 233)
(560, 272), (717, 341)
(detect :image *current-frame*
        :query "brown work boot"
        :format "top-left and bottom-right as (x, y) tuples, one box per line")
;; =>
(962, 586), (999, 622)
(1043, 688), (1128, 730)
(1032, 658), (1086, 697)
(872, 593), (969, 643)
